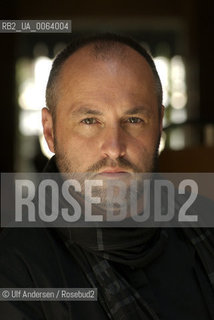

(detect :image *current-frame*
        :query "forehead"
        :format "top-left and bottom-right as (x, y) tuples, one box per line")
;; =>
(59, 44), (155, 83)
(56, 44), (158, 112)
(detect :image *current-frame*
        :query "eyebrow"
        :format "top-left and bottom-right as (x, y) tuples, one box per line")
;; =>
(124, 106), (151, 116)
(71, 106), (151, 117)
(71, 107), (103, 116)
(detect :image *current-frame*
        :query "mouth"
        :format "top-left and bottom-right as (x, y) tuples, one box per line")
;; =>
(96, 168), (131, 178)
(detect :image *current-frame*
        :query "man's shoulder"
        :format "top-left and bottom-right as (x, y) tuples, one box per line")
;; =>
(0, 228), (103, 319)
(0, 227), (84, 288)
(0, 227), (55, 257)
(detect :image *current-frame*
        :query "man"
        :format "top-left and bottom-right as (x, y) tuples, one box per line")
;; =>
(0, 33), (214, 319)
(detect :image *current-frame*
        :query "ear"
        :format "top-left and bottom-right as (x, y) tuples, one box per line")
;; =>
(42, 108), (55, 153)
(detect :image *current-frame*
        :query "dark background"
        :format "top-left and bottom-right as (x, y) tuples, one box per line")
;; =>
(1, 0), (214, 172)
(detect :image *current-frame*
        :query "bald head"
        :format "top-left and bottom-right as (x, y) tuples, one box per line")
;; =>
(45, 33), (163, 119)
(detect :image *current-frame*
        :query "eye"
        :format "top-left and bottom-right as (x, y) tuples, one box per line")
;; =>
(127, 117), (144, 124)
(81, 118), (98, 125)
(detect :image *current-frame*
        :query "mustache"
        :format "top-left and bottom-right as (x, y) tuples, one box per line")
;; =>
(86, 157), (140, 173)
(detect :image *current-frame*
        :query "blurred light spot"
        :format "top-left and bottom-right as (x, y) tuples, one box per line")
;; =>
(159, 131), (166, 154)
(170, 56), (187, 111)
(171, 92), (187, 109)
(19, 82), (38, 110)
(171, 56), (185, 79)
(18, 56), (52, 111)
(154, 56), (169, 106)
(19, 110), (43, 135)
(169, 128), (185, 150)
(163, 116), (169, 128)
(204, 124), (214, 147)
(170, 108), (187, 124)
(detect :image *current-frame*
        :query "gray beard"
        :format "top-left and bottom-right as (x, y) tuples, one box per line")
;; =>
(53, 134), (160, 216)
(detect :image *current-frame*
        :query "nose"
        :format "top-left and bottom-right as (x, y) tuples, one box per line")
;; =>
(100, 125), (126, 160)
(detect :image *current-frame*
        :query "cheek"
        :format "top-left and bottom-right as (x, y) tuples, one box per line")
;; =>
(127, 133), (159, 163)
(131, 133), (158, 153)
(57, 133), (99, 165)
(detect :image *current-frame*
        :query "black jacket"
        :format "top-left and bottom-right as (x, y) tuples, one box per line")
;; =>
(0, 227), (109, 320)
(0, 226), (213, 319)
